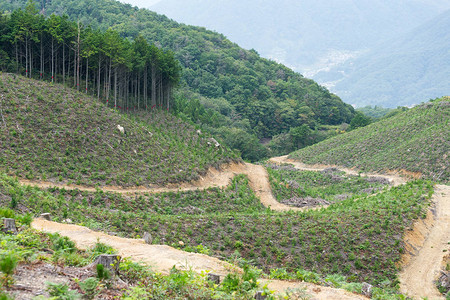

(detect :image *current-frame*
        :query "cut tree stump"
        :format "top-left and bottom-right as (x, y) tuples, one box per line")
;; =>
(94, 254), (121, 274)
(143, 232), (152, 244)
(3, 218), (18, 234)
(40, 213), (51, 220)
(254, 291), (267, 300)
(207, 273), (220, 284)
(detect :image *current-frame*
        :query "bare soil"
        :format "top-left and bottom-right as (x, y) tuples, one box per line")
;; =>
(398, 185), (450, 300)
(31, 219), (367, 299)
(17, 156), (448, 299)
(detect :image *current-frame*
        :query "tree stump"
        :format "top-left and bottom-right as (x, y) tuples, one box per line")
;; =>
(361, 282), (373, 297)
(254, 291), (267, 300)
(94, 254), (120, 274)
(143, 232), (152, 244)
(40, 213), (51, 220)
(207, 273), (220, 284)
(3, 218), (18, 234)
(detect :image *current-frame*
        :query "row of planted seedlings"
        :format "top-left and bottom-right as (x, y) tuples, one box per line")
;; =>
(0, 74), (239, 187)
(0, 171), (434, 298)
(265, 162), (392, 208)
(0, 208), (280, 299)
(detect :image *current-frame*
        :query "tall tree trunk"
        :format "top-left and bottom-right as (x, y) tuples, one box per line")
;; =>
(15, 43), (19, 73)
(144, 67), (147, 110)
(114, 67), (117, 109)
(51, 38), (54, 82)
(25, 38), (28, 77)
(62, 44), (65, 87)
(76, 21), (80, 91)
(40, 33), (43, 79)
(151, 64), (156, 107)
(97, 57), (101, 100)
(85, 58), (88, 93)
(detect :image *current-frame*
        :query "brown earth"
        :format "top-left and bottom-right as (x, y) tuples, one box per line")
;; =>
(398, 185), (450, 300)
(18, 156), (448, 299)
(31, 219), (367, 299)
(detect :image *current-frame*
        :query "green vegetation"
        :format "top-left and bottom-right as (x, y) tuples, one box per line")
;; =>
(0, 73), (238, 186)
(357, 105), (395, 119)
(290, 97), (450, 183)
(0, 213), (277, 299)
(0, 0), (356, 160)
(0, 3), (181, 112)
(266, 163), (390, 207)
(1, 171), (434, 290)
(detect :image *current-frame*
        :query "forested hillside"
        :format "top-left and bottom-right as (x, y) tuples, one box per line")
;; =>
(0, 4), (181, 112)
(290, 97), (450, 182)
(0, 73), (238, 186)
(0, 0), (356, 160)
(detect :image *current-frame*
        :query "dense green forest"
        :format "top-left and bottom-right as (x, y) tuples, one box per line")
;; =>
(0, 0), (356, 160)
(0, 2), (181, 112)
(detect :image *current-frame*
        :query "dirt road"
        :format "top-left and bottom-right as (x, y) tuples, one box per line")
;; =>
(31, 219), (367, 299)
(269, 155), (407, 186)
(398, 184), (450, 300)
(21, 156), (449, 299)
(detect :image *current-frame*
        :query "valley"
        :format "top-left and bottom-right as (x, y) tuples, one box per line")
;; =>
(0, 0), (449, 299)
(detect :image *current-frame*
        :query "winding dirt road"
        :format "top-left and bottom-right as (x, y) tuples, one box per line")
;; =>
(31, 219), (366, 300)
(21, 156), (449, 299)
(398, 184), (450, 300)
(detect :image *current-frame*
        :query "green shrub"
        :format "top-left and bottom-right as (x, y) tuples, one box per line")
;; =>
(79, 277), (100, 299)
(46, 282), (82, 299)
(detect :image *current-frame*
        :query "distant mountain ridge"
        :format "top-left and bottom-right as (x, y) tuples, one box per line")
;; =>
(147, 0), (450, 107)
(329, 8), (450, 107)
(149, 0), (450, 72)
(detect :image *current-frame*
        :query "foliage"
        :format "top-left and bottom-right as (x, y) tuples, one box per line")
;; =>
(349, 111), (371, 130)
(0, 253), (17, 287)
(78, 277), (101, 299)
(290, 97), (450, 183)
(265, 163), (390, 206)
(0, 3), (181, 111)
(0, 73), (238, 186)
(356, 105), (395, 119)
(1, 168), (434, 287)
(46, 282), (82, 299)
(0, 0), (357, 159)
(96, 264), (111, 281)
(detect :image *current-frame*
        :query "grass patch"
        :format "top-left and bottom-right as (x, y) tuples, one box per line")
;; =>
(265, 163), (390, 207)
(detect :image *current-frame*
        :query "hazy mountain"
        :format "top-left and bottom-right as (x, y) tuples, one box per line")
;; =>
(146, 0), (450, 74)
(329, 9), (450, 107)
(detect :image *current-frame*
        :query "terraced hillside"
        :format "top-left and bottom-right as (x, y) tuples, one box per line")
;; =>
(0, 73), (238, 187)
(290, 97), (450, 182)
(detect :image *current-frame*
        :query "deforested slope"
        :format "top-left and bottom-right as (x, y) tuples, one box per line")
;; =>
(0, 73), (237, 187)
(290, 97), (450, 182)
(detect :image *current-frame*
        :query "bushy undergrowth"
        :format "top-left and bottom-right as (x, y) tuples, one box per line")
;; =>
(0, 215), (272, 299)
(0, 73), (238, 187)
(46, 174), (265, 217)
(1, 171), (433, 288)
(290, 97), (450, 183)
(266, 163), (390, 207)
